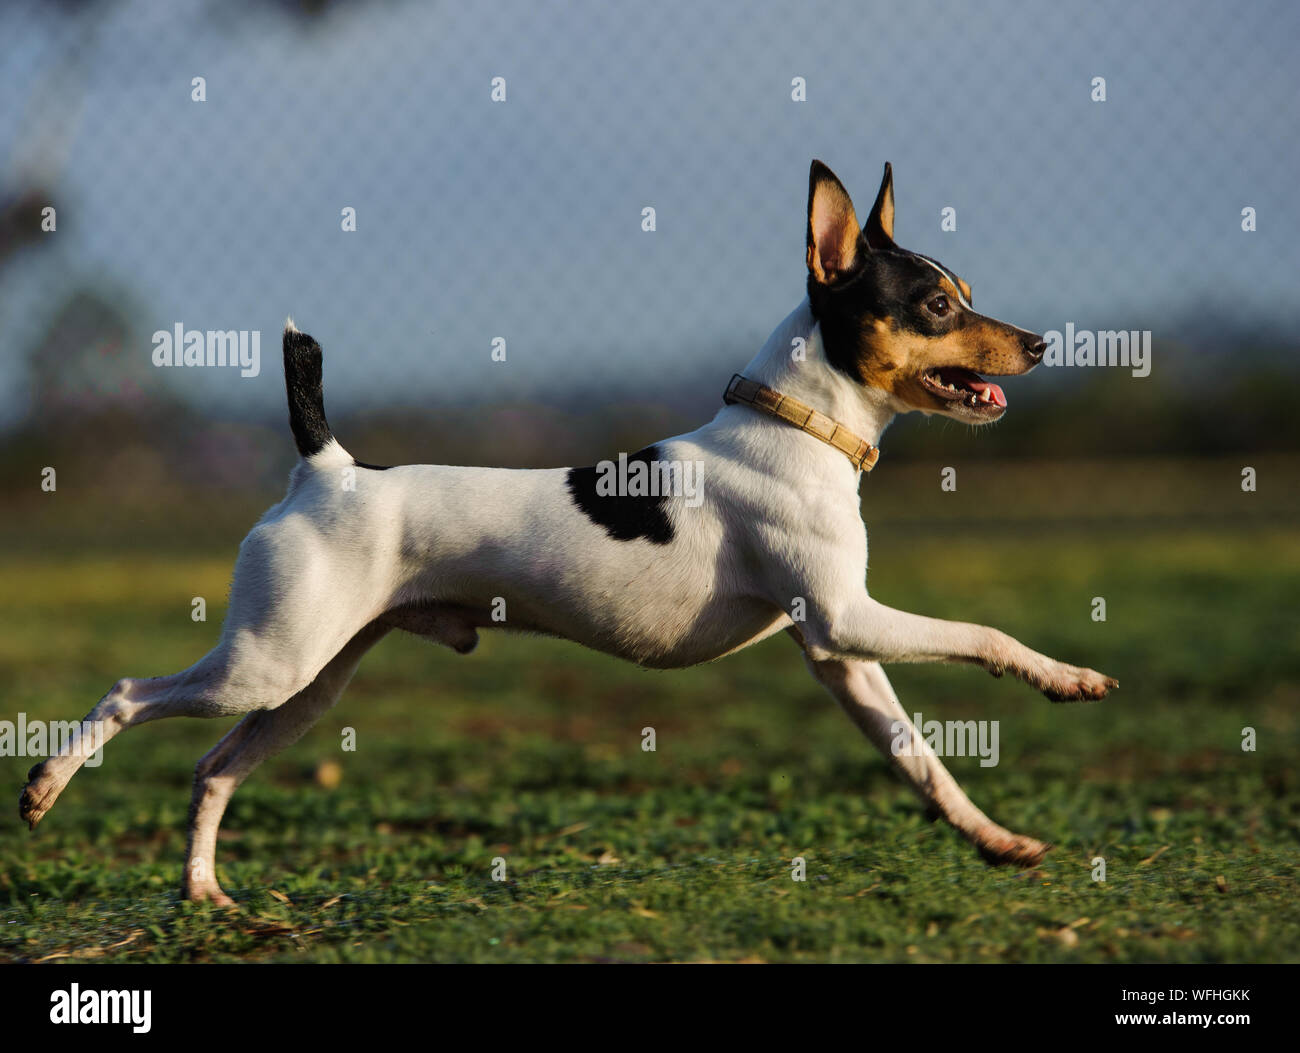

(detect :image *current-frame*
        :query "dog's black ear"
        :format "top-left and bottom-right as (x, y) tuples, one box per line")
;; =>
(807, 160), (862, 284)
(863, 161), (896, 251)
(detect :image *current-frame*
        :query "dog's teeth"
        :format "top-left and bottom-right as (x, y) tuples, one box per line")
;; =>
(980, 388), (992, 403)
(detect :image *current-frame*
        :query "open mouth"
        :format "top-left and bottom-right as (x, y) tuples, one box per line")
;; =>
(919, 367), (1008, 416)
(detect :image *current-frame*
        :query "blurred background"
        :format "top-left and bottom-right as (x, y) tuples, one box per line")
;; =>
(2, 1), (1299, 963)
(1, 0), (1297, 551)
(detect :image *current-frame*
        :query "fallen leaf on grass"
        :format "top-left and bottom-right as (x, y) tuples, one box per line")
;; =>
(543, 821), (590, 841)
(1140, 845), (1171, 865)
(242, 925), (295, 937)
(32, 929), (145, 963)
(314, 760), (343, 789)
(1036, 926), (1079, 948)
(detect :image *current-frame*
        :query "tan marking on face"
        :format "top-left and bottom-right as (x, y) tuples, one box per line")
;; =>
(934, 275), (963, 304)
(915, 256), (973, 309)
(856, 315), (1038, 411)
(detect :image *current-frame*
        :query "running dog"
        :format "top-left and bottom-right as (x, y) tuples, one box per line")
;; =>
(21, 161), (1117, 905)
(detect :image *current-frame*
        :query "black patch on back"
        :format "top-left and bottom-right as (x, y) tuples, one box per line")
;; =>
(566, 444), (675, 545)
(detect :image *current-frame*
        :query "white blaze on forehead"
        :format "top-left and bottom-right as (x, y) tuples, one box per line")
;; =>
(916, 256), (972, 310)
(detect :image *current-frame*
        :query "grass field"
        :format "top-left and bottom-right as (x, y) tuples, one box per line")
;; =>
(2, 471), (1299, 962)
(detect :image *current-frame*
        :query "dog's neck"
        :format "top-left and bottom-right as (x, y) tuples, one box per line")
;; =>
(736, 299), (900, 448)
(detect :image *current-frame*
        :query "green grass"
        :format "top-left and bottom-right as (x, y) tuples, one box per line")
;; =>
(1, 523), (1298, 962)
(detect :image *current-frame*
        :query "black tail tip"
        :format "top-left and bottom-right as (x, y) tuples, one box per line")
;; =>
(282, 318), (332, 458)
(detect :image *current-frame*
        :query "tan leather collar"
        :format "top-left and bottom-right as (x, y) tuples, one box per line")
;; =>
(723, 374), (880, 472)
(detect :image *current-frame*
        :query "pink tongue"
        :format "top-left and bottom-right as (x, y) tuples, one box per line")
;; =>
(967, 379), (1007, 408)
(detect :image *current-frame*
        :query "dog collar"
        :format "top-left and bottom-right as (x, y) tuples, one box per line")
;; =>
(723, 374), (880, 472)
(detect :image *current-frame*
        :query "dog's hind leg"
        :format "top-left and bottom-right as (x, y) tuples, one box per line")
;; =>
(20, 509), (389, 832)
(798, 643), (1050, 868)
(182, 620), (391, 906)
(18, 614), (356, 832)
(18, 643), (287, 832)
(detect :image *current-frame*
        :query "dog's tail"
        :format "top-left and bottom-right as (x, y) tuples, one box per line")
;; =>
(282, 318), (350, 463)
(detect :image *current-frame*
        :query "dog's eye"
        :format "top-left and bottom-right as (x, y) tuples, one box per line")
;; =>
(928, 295), (951, 317)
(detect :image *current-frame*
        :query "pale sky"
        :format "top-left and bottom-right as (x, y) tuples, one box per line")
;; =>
(1, 0), (1295, 427)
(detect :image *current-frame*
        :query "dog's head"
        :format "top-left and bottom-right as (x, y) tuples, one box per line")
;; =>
(805, 160), (1045, 424)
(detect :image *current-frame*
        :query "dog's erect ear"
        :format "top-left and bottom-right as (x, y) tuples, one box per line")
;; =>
(807, 160), (862, 284)
(863, 161), (896, 251)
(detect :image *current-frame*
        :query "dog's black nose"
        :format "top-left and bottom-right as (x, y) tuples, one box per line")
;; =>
(1024, 337), (1046, 361)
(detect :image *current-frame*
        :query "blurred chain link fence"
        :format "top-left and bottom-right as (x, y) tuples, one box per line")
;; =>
(2, 0), (1297, 550)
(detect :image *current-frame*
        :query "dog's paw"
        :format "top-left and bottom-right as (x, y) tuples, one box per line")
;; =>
(19, 762), (55, 830)
(1040, 664), (1117, 703)
(183, 884), (238, 909)
(977, 832), (1052, 869)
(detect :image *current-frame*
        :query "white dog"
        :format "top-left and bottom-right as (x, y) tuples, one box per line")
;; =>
(21, 161), (1116, 905)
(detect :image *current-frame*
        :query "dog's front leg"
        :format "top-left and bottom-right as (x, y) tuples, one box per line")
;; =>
(797, 644), (1051, 866)
(801, 595), (1117, 701)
